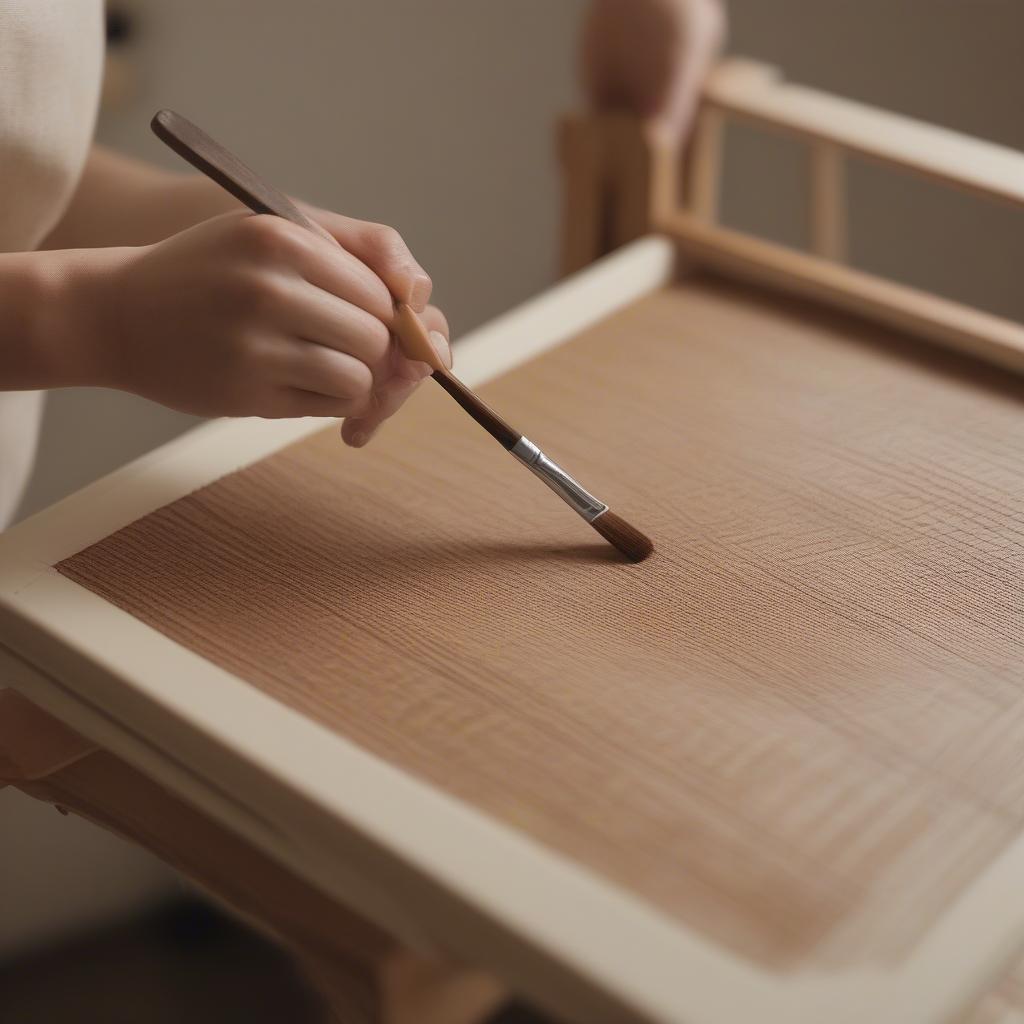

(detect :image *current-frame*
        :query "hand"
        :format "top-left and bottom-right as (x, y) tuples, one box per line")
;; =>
(582, 0), (726, 140)
(301, 205), (451, 446)
(71, 211), (450, 444)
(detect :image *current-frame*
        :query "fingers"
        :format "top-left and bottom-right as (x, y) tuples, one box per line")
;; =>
(232, 215), (448, 432)
(307, 210), (433, 312)
(341, 305), (451, 447)
(340, 376), (420, 447)
(271, 284), (448, 391)
(237, 215), (395, 323)
(252, 281), (449, 432)
(417, 304), (452, 370)
(279, 388), (359, 419)
(278, 279), (393, 380)
(282, 342), (375, 409)
(296, 235), (395, 323)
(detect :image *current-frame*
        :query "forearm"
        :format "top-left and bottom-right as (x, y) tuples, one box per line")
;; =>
(41, 145), (243, 249)
(0, 252), (60, 389)
(0, 248), (119, 391)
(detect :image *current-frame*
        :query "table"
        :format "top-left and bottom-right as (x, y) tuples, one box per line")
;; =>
(6, 58), (1024, 1024)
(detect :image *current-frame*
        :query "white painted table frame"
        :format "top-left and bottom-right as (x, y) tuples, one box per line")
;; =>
(7, 54), (1024, 1023)
(2, 237), (1024, 1024)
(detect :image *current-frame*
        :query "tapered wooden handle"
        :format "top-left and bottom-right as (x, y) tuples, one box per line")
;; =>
(151, 109), (334, 242)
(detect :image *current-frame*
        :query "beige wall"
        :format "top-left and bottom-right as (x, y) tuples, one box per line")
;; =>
(720, 0), (1024, 321)
(6, 0), (1024, 957)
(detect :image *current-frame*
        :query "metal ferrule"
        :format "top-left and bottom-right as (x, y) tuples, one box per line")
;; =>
(510, 437), (608, 522)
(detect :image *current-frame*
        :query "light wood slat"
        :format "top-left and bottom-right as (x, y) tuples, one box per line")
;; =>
(665, 211), (1024, 377)
(808, 142), (846, 261)
(703, 59), (1024, 206)
(686, 107), (725, 222)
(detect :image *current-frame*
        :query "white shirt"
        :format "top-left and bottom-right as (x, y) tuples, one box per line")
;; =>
(0, 0), (103, 527)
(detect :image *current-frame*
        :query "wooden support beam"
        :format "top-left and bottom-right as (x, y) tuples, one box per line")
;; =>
(559, 113), (677, 276)
(808, 142), (846, 261)
(17, 751), (505, 1024)
(665, 210), (1024, 376)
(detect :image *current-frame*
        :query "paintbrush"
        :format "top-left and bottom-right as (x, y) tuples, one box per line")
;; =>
(151, 109), (653, 563)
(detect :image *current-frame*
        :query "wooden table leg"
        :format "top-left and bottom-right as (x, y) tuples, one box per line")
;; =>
(15, 748), (505, 1024)
(302, 948), (507, 1024)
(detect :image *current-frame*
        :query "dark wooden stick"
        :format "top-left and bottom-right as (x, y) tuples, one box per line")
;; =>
(152, 110), (327, 238)
(430, 370), (519, 450)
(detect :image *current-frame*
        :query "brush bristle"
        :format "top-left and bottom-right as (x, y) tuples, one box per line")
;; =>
(590, 510), (654, 563)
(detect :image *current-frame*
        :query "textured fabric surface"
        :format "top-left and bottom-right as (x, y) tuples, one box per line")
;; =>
(0, 0), (103, 528)
(61, 277), (1024, 970)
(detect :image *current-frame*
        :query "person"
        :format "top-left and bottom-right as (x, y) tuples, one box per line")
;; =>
(0, 0), (725, 885)
(0, 4), (453, 536)
(582, 0), (725, 141)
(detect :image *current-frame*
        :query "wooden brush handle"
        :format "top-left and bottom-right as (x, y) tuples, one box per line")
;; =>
(392, 304), (518, 446)
(431, 370), (519, 450)
(151, 109), (334, 243)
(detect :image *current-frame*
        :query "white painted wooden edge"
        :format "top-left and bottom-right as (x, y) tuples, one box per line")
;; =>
(704, 58), (1024, 206)
(452, 235), (677, 384)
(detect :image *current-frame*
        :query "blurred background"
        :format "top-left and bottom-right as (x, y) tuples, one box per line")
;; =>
(4, 1), (1024, 1020)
